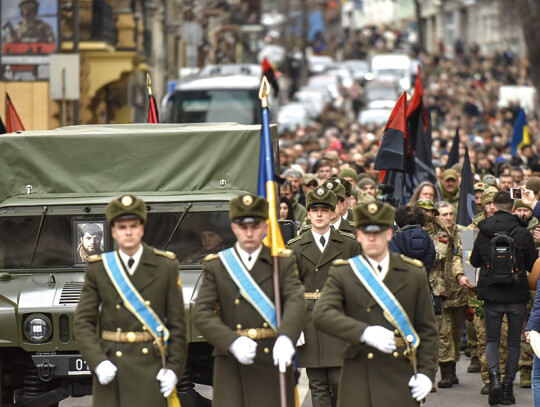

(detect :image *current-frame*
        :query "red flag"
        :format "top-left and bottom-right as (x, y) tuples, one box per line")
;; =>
(6, 93), (25, 133)
(374, 92), (408, 183)
(146, 74), (159, 123)
(261, 57), (279, 96)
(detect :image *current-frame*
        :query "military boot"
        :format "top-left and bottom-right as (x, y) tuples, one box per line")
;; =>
(500, 383), (515, 405)
(520, 367), (532, 388)
(480, 382), (490, 395)
(488, 369), (502, 406)
(437, 362), (453, 388)
(451, 362), (459, 384)
(467, 356), (481, 373)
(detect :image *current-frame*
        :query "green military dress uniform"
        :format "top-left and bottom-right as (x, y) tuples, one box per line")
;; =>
(74, 243), (187, 407)
(193, 246), (306, 407)
(312, 252), (439, 407)
(288, 228), (360, 369)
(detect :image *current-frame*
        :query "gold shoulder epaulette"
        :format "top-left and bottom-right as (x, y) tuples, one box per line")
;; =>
(87, 254), (102, 263)
(302, 224), (312, 230)
(400, 254), (424, 268)
(333, 259), (349, 266)
(287, 236), (301, 245)
(204, 253), (219, 261)
(339, 231), (356, 240)
(153, 248), (177, 260)
(278, 249), (293, 257)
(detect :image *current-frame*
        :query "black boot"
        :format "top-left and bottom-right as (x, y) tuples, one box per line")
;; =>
(500, 383), (515, 405)
(488, 370), (502, 406)
(438, 362), (453, 388)
(451, 362), (459, 384)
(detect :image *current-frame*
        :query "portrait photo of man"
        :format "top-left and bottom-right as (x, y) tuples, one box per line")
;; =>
(2, 0), (55, 45)
(75, 222), (105, 264)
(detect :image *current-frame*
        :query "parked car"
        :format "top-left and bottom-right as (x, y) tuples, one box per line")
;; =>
(343, 59), (370, 83)
(364, 79), (400, 109)
(277, 103), (312, 132)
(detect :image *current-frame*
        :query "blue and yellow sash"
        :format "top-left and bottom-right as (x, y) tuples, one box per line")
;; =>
(102, 251), (170, 344)
(219, 248), (277, 331)
(349, 255), (420, 348)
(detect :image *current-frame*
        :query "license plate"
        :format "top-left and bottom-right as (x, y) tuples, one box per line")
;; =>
(68, 357), (91, 375)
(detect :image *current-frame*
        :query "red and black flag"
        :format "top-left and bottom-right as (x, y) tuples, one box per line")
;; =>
(261, 57), (279, 97)
(406, 66), (436, 186)
(457, 146), (477, 226)
(5, 93), (25, 133)
(374, 92), (411, 183)
(446, 127), (460, 168)
(146, 73), (159, 123)
(0, 114), (6, 135)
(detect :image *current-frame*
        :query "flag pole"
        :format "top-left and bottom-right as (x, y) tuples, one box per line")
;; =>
(259, 76), (287, 407)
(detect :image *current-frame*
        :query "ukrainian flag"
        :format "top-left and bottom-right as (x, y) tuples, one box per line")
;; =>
(257, 77), (286, 256)
(511, 108), (530, 156)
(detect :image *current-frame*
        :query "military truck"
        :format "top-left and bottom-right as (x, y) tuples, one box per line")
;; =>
(0, 123), (288, 407)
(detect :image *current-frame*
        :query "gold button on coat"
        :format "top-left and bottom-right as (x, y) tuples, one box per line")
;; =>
(145, 300), (151, 306)
(264, 348), (270, 354)
(315, 268), (319, 272)
(262, 322), (268, 328)
(116, 351), (123, 357)
(236, 324), (242, 330)
(367, 353), (374, 359)
(393, 351), (399, 358)
(234, 299), (240, 305)
(142, 347), (149, 354)
(116, 304), (121, 310)
(366, 308), (371, 312)
(126, 332), (136, 342)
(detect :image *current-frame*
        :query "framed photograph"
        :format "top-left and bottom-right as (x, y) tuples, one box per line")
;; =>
(72, 220), (106, 266)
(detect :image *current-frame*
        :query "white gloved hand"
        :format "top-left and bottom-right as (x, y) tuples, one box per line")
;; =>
(408, 373), (432, 401)
(156, 368), (178, 398)
(296, 331), (305, 347)
(273, 335), (296, 373)
(229, 336), (258, 365)
(359, 326), (396, 353)
(94, 360), (117, 385)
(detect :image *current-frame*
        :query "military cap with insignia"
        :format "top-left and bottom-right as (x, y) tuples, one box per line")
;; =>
(415, 198), (439, 215)
(306, 188), (337, 211)
(229, 194), (269, 224)
(353, 201), (394, 232)
(329, 177), (353, 197)
(106, 195), (147, 226)
(322, 180), (346, 201)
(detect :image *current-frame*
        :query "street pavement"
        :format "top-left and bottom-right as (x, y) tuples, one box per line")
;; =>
(60, 353), (534, 406)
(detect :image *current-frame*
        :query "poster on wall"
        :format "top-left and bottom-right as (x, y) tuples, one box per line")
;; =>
(1, 0), (59, 81)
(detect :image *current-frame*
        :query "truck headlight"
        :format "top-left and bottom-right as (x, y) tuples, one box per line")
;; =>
(23, 314), (52, 343)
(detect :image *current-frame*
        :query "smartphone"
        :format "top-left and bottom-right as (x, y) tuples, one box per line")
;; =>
(510, 188), (523, 200)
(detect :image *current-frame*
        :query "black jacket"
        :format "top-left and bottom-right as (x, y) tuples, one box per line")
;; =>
(389, 225), (436, 274)
(471, 211), (537, 303)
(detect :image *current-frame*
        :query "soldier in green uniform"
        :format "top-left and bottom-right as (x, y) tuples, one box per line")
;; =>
(74, 195), (187, 407)
(193, 194), (306, 407)
(287, 187), (360, 407)
(4, 0), (55, 44)
(312, 201), (438, 407)
(323, 180), (357, 235)
(329, 176), (355, 223)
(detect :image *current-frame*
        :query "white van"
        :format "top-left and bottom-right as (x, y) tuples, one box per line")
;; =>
(370, 53), (412, 91)
(497, 85), (538, 115)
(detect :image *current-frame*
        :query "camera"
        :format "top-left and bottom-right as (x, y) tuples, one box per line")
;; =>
(378, 185), (401, 208)
(510, 188), (522, 200)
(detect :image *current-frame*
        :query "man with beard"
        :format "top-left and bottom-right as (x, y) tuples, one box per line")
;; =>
(77, 223), (104, 263)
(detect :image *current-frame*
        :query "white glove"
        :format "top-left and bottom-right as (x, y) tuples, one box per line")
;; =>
(408, 373), (432, 401)
(229, 336), (258, 365)
(94, 360), (117, 385)
(296, 331), (305, 347)
(156, 368), (178, 398)
(359, 326), (396, 353)
(273, 335), (296, 373)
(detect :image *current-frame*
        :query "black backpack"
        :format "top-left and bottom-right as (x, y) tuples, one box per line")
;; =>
(486, 226), (520, 285)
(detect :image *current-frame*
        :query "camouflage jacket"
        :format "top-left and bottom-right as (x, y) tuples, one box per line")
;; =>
(444, 224), (468, 308)
(424, 216), (454, 297)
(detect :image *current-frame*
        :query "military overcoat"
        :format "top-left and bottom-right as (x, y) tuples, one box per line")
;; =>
(74, 243), (187, 407)
(288, 228), (361, 367)
(313, 252), (438, 407)
(193, 245), (306, 407)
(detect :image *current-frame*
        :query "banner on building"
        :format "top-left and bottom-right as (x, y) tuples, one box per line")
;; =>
(1, 0), (59, 81)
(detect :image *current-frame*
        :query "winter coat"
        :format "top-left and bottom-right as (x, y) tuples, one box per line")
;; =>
(389, 224), (436, 274)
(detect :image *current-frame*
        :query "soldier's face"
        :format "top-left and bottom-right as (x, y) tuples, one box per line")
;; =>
(200, 231), (223, 251)
(231, 221), (267, 253)
(475, 190), (483, 210)
(437, 206), (454, 229)
(82, 232), (102, 254)
(308, 206), (332, 232)
(442, 178), (458, 193)
(484, 202), (496, 217)
(514, 207), (532, 221)
(111, 219), (144, 254)
(363, 184), (376, 197)
(357, 229), (392, 262)
(419, 186), (435, 201)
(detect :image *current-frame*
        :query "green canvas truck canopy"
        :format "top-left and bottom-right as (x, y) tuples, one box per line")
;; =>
(0, 122), (278, 204)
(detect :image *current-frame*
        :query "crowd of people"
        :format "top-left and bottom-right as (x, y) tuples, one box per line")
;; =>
(273, 33), (540, 407)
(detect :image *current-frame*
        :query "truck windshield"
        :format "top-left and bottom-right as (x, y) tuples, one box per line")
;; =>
(0, 209), (235, 270)
(170, 89), (260, 124)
